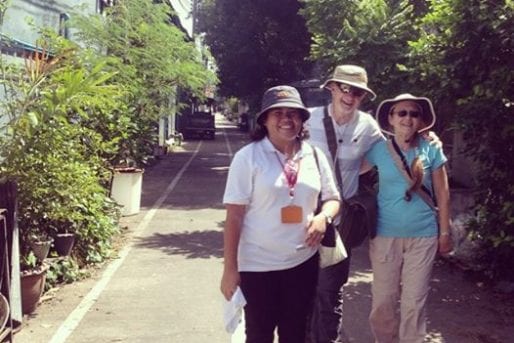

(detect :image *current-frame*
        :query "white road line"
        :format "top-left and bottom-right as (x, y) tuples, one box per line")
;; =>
(222, 130), (246, 343)
(222, 128), (233, 158)
(48, 141), (203, 343)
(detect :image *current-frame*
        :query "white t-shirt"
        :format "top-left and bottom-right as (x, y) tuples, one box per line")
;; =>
(223, 137), (340, 272)
(306, 106), (383, 199)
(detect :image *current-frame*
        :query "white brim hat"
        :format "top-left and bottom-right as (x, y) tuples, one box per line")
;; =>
(376, 93), (436, 136)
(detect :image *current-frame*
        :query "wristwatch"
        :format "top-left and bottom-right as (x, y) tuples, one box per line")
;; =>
(321, 212), (333, 225)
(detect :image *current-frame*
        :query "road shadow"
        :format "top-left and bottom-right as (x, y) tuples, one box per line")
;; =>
(134, 229), (223, 259)
(342, 245), (514, 343)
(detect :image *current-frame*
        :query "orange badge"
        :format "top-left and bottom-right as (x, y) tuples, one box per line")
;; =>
(281, 205), (303, 224)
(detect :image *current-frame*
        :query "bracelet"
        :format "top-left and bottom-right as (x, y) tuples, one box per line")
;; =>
(440, 231), (450, 236)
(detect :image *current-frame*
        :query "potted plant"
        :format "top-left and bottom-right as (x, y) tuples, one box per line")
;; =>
(19, 249), (49, 315)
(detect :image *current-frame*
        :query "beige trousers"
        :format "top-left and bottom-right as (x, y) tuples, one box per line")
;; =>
(369, 236), (438, 343)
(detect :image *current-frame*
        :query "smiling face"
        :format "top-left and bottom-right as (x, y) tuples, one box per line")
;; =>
(328, 82), (366, 117)
(388, 100), (425, 140)
(263, 107), (303, 150)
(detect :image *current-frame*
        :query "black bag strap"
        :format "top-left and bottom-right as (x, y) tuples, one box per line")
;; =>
(387, 138), (438, 212)
(311, 144), (324, 206)
(322, 106), (344, 198)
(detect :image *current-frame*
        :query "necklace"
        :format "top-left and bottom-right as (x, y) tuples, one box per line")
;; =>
(334, 120), (349, 144)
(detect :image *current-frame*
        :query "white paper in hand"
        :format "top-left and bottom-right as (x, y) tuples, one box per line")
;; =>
(223, 286), (246, 333)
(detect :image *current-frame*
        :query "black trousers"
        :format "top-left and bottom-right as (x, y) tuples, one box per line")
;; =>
(240, 254), (319, 343)
(309, 251), (352, 343)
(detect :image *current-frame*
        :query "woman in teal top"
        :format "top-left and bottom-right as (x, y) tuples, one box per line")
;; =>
(365, 94), (453, 343)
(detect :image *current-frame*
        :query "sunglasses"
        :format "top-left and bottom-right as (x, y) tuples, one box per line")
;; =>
(394, 110), (421, 118)
(337, 83), (365, 97)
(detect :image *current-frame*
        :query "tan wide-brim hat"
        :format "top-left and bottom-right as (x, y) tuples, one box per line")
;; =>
(256, 85), (310, 124)
(320, 64), (377, 100)
(376, 93), (436, 136)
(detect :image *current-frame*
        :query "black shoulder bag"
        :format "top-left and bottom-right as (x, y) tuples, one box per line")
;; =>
(322, 106), (378, 248)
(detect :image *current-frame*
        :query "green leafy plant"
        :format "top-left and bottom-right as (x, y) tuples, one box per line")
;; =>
(0, 35), (124, 273)
(407, 0), (514, 281)
(45, 258), (85, 287)
(20, 251), (39, 271)
(72, 0), (217, 167)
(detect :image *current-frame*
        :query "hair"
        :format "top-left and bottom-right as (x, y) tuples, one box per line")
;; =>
(405, 157), (424, 201)
(389, 101), (425, 201)
(250, 110), (310, 142)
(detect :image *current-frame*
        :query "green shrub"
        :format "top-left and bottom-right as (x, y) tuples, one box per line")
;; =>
(0, 37), (125, 277)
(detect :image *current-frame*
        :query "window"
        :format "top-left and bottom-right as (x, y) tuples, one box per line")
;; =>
(59, 13), (70, 39)
(97, 0), (115, 14)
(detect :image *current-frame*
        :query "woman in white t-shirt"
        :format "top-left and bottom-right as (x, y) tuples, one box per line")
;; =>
(221, 85), (340, 343)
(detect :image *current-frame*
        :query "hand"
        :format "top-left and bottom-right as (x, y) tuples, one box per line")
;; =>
(220, 267), (240, 301)
(305, 213), (327, 247)
(421, 130), (443, 148)
(438, 234), (454, 256)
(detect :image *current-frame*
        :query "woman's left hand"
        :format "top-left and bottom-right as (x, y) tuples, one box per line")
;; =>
(438, 234), (454, 256)
(305, 213), (327, 247)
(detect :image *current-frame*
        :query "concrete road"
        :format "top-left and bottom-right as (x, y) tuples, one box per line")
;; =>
(13, 114), (514, 343)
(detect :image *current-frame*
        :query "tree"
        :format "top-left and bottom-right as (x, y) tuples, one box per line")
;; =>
(409, 0), (514, 281)
(73, 0), (217, 166)
(197, 0), (313, 110)
(301, 0), (422, 106)
(303, 0), (514, 281)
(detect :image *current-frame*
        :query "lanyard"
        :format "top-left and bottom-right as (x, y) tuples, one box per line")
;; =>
(275, 153), (301, 198)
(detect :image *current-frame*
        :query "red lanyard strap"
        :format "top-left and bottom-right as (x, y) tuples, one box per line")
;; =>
(275, 153), (300, 198)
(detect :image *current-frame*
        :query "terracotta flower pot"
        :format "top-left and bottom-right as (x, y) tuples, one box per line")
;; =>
(20, 263), (49, 315)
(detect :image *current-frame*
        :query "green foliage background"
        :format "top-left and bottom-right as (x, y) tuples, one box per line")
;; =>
(198, 0), (514, 281)
(305, 0), (514, 281)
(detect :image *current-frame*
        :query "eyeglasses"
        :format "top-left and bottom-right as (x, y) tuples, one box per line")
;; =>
(337, 83), (365, 97)
(394, 110), (421, 118)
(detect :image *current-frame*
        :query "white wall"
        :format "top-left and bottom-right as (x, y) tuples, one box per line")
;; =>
(1, 0), (98, 44)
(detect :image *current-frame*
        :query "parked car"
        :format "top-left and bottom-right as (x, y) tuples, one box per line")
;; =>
(179, 111), (215, 140)
(238, 112), (249, 132)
